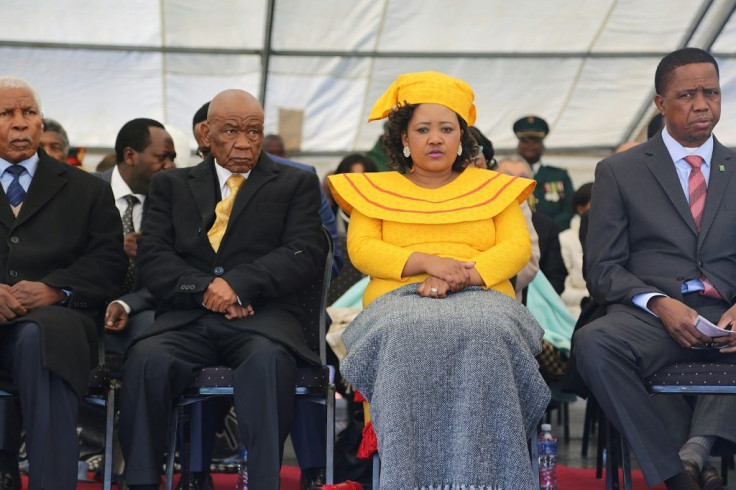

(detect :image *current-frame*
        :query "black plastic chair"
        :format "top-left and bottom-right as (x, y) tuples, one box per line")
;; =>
(0, 324), (116, 490)
(604, 361), (736, 490)
(163, 227), (335, 489)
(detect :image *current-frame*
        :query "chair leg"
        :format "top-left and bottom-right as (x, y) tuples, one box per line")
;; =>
(606, 421), (620, 490)
(530, 425), (539, 490)
(164, 402), (180, 490)
(325, 385), (335, 485)
(179, 406), (191, 490)
(721, 454), (729, 485)
(582, 398), (594, 458)
(596, 413), (606, 479)
(620, 434), (632, 490)
(372, 452), (380, 490)
(102, 385), (115, 490)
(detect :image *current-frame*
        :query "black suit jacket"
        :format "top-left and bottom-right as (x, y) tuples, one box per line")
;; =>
(0, 150), (127, 395)
(587, 133), (736, 321)
(136, 153), (326, 364)
(95, 167), (157, 313)
(531, 211), (567, 295)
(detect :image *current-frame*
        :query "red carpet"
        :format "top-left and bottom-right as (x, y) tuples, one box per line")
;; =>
(20, 466), (303, 489)
(22, 465), (669, 489)
(558, 465), (666, 489)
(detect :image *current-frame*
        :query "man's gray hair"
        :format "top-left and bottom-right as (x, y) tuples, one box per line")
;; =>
(0, 76), (42, 111)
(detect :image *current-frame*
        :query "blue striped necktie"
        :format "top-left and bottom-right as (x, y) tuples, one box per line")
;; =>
(5, 165), (26, 207)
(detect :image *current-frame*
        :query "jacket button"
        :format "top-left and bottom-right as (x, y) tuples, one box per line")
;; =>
(9, 236), (19, 244)
(698, 259), (703, 267)
(8, 270), (17, 278)
(214, 266), (224, 276)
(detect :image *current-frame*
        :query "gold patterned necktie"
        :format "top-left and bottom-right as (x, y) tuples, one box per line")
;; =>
(208, 174), (245, 252)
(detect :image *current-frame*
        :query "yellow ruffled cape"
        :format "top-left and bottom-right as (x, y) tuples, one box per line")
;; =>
(327, 167), (535, 223)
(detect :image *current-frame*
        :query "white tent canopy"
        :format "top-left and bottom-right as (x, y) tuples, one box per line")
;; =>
(2, 0), (735, 170)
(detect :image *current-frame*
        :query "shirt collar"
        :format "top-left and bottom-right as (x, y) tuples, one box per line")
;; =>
(213, 159), (251, 191)
(0, 152), (39, 177)
(111, 165), (146, 203)
(662, 126), (713, 167)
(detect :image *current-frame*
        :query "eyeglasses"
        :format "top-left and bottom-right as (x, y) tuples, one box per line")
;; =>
(470, 145), (484, 161)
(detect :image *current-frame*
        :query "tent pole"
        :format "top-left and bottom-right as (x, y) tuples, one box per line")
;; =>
(259, 0), (277, 107)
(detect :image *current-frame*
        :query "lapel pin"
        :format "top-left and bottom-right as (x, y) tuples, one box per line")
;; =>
(719, 164), (725, 172)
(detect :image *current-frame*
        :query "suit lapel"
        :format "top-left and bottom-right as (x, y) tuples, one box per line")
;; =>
(0, 186), (14, 229)
(229, 153), (278, 221)
(643, 135), (699, 236)
(699, 138), (733, 242)
(187, 157), (219, 231)
(13, 155), (67, 229)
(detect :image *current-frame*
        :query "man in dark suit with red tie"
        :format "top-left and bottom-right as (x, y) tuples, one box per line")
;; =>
(119, 89), (327, 490)
(575, 48), (736, 490)
(0, 76), (127, 490)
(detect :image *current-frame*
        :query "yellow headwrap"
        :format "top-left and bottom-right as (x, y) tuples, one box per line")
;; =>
(368, 71), (476, 125)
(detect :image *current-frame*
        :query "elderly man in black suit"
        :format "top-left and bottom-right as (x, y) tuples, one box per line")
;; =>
(0, 76), (126, 490)
(119, 89), (327, 490)
(576, 48), (736, 490)
(99, 118), (175, 356)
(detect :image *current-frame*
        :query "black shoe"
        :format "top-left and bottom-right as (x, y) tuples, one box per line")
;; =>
(700, 465), (723, 490)
(301, 467), (326, 490)
(0, 471), (20, 490)
(176, 472), (214, 490)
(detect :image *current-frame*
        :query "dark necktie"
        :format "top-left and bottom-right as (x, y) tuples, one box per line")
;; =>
(121, 194), (140, 293)
(122, 194), (139, 234)
(5, 165), (26, 207)
(684, 155), (722, 299)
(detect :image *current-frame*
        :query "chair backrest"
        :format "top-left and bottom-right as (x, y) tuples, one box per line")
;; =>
(294, 226), (333, 364)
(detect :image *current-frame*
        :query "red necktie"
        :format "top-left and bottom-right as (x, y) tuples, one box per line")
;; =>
(684, 155), (722, 299)
(685, 155), (706, 231)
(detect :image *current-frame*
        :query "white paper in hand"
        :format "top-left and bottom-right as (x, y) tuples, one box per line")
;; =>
(694, 315), (736, 338)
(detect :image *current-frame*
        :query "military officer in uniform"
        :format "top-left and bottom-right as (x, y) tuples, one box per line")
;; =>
(514, 115), (575, 231)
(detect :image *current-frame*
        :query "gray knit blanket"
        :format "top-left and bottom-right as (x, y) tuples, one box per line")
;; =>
(341, 285), (550, 490)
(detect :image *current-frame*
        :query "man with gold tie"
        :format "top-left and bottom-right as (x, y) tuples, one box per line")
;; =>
(118, 89), (327, 490)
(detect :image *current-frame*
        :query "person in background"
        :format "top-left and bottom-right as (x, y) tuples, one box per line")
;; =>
(648, 112), (665, 140)
(329, 71), (549, 488)
(467, 128), (540, 299)
(467, 126), (496, 170)
(96, 152), (117, 173)
(323, 153), (378, 217)
(365, 121), (391, 171)
(498, 158), (567, 295)
(514, 115), (575, 231)
(100, 118), (175, 357)
(192, 102), (210, 159)
(559, 183), (592, 319)
(39, 117), (70, 163)
(263, 134), (287, 157)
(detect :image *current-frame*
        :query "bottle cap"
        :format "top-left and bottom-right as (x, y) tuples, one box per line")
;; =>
(541, 423), (552, 431)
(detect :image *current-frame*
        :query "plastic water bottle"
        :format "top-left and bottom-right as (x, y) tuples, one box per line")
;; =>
(235, 445), (248, 490)
(537, 423), (558, 490)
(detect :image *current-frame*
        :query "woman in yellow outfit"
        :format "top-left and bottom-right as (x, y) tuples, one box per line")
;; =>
(328, 71), (550, 489)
